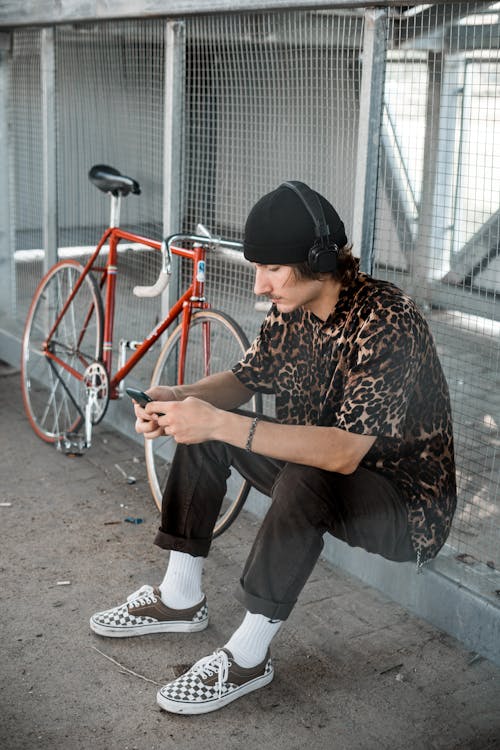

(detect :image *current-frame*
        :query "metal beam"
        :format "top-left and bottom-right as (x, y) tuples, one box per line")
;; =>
(392, 2), (489, 48)
(162, 19), (186, 324)
(163, 19), (185, 239)
(0, 1), (441, 30)
(0, 33), (13, 318)
(379, 128), (417, 262)
(410, 51), (443, 291)
(374, 268), (500, 323)
(41, 27), (58, 271)
(447, 208), (500, 283)
(352, 8), (387, 273)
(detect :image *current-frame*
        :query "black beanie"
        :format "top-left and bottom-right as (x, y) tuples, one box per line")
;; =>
(243, 182), (347, 264)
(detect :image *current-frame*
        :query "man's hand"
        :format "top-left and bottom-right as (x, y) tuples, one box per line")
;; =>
(144, 397), (221, 445)
(133, 385), (179, 440)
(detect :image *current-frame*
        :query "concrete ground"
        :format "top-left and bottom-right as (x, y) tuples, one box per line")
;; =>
(1, 362), (500, 750)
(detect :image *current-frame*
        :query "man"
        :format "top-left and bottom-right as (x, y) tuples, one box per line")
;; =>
(90, 182), (456, 715)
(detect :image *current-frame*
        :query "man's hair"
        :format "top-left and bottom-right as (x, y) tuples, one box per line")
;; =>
(291, 243), (359, 286)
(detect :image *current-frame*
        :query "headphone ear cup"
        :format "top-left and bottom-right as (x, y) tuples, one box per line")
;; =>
(307, 239), (323, 273)
(308, 239), (338, 273)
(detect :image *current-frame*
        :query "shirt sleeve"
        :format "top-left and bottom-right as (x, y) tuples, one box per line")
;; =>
(232, 313), (277, 394)
(336, 302), (424, 439)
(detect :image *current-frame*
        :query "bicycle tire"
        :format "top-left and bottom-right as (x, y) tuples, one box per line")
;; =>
(145, 309), (262, 537)
(21, 259), (104, 443)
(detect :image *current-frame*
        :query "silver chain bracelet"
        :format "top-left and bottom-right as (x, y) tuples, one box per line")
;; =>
(245, 416), (260, 452)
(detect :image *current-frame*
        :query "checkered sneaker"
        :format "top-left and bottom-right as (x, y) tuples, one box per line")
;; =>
(157, 648), (274, 714)
(89, 584), (208, 637)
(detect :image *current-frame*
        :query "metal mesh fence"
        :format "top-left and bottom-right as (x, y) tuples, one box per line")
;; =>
(182, 10), (364, 340)
(373, 3), (500, 566)
(184, 12), (363, 240)
(9, 30), (43, 324)
(54, 21), (166, 387)
(11, 21), (166, 385)
(1, 3), (499, 570)
(55, 22), (165, 245)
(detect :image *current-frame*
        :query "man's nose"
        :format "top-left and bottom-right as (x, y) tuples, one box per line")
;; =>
(253, 269), (270, 296)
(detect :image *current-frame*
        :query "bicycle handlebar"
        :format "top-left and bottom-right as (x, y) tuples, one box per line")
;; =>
(165, 232), (243, 253)
(133, 270), (171, 298)
(133, 232), (244, 298)
(133, 238), (171, 298)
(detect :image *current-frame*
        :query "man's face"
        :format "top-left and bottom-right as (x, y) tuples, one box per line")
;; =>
(252, 264), (326, 315)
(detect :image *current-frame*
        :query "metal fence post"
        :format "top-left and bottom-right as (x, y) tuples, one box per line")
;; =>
(0, 33), (13, 318)
(352, 8), (387, 274)
(413, 51), (443, 288)
(162, 19), (186, 322)
(41, 26), (58, 271)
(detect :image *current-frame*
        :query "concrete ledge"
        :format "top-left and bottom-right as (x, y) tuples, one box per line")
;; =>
(2, 325), (499, 668)
(0, 327), (21, 368)
(321, 535), (500, 668)
(245, 490), (500, 669)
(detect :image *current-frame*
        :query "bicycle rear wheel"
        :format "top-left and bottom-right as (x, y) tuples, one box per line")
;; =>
(21, 260), (104, 443)
(145, 309), (261, 537)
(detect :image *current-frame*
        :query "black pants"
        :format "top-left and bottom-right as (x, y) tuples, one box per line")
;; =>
(154, 440), (416, 620)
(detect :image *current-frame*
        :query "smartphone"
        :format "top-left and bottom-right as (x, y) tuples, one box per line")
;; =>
(125, 386), (154, 408)
(125, 386), (165, 416)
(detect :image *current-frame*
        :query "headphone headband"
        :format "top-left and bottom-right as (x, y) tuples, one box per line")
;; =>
(279, 180), (338, 273)
(281, 181), (330, 244)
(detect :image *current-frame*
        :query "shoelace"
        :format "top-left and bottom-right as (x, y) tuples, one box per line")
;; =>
(190, 650), (231, 697)
(126, 584), (157, 609)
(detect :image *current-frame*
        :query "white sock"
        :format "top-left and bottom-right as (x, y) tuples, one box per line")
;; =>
(159, 551), (204, 610)
(224, 611), (283, 668)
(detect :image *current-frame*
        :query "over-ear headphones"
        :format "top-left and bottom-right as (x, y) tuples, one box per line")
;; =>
(280, 180), (339, 273)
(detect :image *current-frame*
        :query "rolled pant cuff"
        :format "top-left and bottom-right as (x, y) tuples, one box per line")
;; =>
(154, 528), (210, 557)
(234, 583), (295, 621)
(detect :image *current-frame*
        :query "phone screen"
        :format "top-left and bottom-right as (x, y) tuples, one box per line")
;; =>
(125, 387), (153, 407)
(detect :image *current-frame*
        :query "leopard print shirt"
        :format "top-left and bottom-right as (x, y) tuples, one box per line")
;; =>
(232, 272), (457, 562)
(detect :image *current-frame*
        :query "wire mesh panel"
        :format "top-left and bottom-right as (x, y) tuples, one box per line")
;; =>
(55, 22), (165, 244)
(11, 20), (166, 385)
(373, 2), (500, 567)
(10, 30), (44, 323)
(55, 21), (166, 387)
(182, 10), (364, 335)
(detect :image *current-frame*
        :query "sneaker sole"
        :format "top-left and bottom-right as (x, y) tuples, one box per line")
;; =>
(89, 616), (208, 638)
(156, 668), (274, 714)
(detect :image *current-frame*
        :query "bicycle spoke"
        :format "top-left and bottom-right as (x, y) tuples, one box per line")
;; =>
(39, 364), (64, 434)
(145, 310), (261, 537)
(21, 260), (103, 443)
(47, 357), (85, 420)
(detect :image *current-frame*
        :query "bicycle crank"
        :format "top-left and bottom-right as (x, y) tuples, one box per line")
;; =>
(81, 362), (110, 447)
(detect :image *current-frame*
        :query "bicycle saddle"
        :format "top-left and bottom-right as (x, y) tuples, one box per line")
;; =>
(88, 164), (141, 197)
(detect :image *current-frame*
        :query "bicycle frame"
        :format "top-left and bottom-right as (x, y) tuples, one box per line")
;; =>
(43, 227), (211, 399)
(23, 165), (256, 484)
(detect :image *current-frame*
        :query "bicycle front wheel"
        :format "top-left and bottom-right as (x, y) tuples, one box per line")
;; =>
(21, 260), (104, 443)
(145, 309), (261, 537)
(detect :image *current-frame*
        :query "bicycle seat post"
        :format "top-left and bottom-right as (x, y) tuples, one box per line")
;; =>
(110, 193), (121, 228)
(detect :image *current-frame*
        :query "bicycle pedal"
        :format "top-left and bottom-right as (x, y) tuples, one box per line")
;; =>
(57, 433), (89, 455)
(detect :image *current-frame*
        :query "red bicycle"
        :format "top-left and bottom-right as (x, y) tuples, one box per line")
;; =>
(21, 165), (261, 535)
